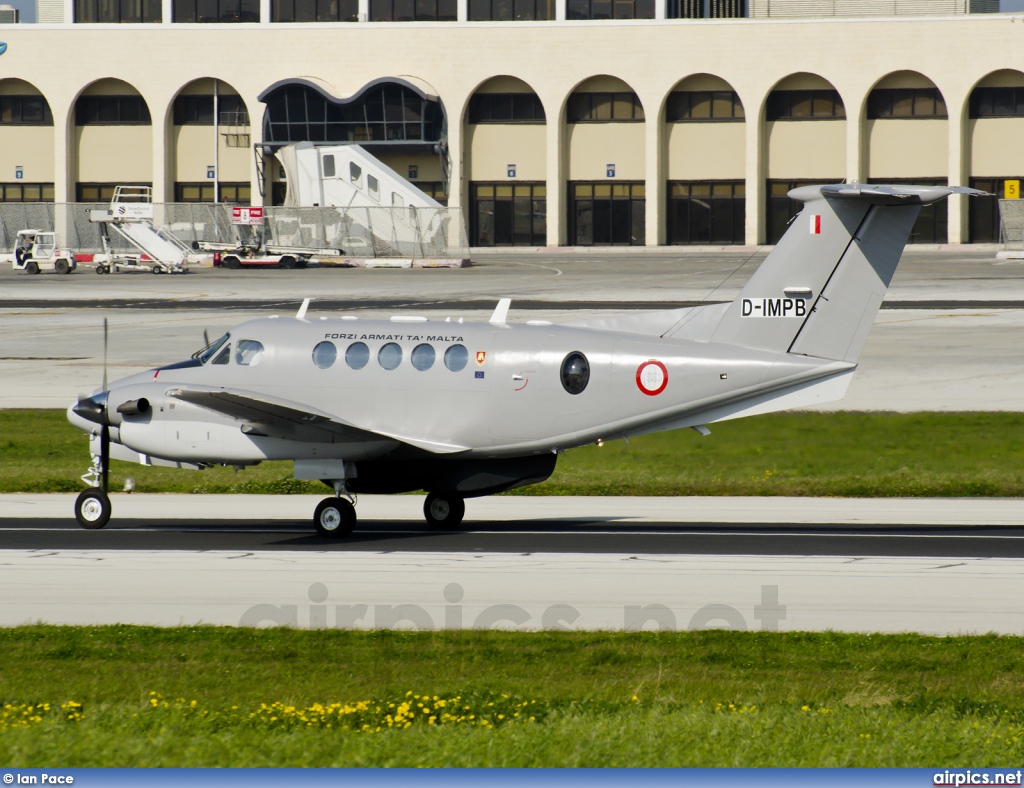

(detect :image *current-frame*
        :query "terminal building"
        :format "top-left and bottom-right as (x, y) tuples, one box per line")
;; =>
(0, 0), (1021, 247)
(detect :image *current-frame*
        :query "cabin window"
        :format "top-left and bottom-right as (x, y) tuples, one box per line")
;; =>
(312, 341), (337, 369)
(560, 351), (590, 394)
(322, 155), (336, 178)
(411, 343), (435, 371)
(444, 344), (468, 372)
(235, 339), (265, 366)
(378, 342), (402, 370)
(198, 332), (229, 363)
(211, 344), (231, 365)
(345, 341), (370, 369)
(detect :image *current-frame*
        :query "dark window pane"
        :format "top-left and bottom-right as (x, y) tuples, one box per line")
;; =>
(591, 0), (610, 16)
(438, 0), (456, 17)
(415, 0), (435, 20)
(566, 0), (587, 16)
(393, 0), (413, 19)
(635, 0), (653, 16)
(567, 93), (590, 122)
(689, 92), (711, 119)
(469, 0), (489, 18)
(370, 0), (391, 20)
(591, 94), (612, 120)
(272, 0), (294, 19)
(294, 0), (315, 19)
(514, 0), (533, 19)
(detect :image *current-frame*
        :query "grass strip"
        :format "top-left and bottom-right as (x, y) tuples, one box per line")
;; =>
(4, 409), (1024, 496)
(1, 626), (1023, 766)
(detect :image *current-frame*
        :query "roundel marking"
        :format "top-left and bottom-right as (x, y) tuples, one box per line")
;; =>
(636, 360), (668, 396)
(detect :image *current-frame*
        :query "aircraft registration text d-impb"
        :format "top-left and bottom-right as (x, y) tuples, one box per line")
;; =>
(741, 298), (807, 318)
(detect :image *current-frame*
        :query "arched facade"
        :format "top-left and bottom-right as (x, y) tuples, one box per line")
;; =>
(0, 78), (54, 202)
(465, 76), (547, 246)
(0, 14), (1022, 246)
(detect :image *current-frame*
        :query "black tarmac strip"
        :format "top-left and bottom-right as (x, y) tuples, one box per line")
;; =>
(3, 518), (1024, 558)
(2, 298), (1023, 312)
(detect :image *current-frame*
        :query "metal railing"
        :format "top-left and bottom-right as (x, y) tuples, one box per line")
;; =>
(0, 202), (469, 261)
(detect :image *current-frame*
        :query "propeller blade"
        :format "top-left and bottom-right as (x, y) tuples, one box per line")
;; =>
(102, 318), (108, 393)
(100, 424), (110, 494)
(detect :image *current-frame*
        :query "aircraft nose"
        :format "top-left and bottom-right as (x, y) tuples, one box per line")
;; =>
(70, 391), (109, 426)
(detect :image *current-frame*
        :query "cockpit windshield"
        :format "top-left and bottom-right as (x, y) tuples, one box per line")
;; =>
(193, 333), (230, 363)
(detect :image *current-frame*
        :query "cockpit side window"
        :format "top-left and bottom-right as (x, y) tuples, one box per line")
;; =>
(195, 333), (230, 364)
(211, 344), (231, 365)
(235, 339), (265, 367)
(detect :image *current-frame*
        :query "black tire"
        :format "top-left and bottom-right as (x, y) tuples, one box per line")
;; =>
(26, 261), (39, 275)
(224, 256), (241, 270)
(296, 259), (308, 269)
(313, 497), (356, 538)
(278, 255), (296, 269)
(75, 489), (111, 529)
(96, 265), (106, 274)
(423, 493), (465, 528)
(152, 266), (162, 274)
(55, 259), (70, 274)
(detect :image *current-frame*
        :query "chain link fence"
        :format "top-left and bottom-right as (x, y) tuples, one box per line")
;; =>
(0, 202), (469, 261)
(999, 199), (1024, 253)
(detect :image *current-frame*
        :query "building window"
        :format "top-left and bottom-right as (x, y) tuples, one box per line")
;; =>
(0, 96), (53, 125)
(75, 0), (161, 21)
(369, 0), (456, 20)
(968, 177), (1024, 243)
(665, 91), (743, 122)
(262, 83), (445, 146)
(566, 0), (653, 17)
(667, 182), (744, 245)
(766, 90), (845, 121)
(567, 92), (644, 123)
(175, 183), (252, 204)
(76, 183), (151, 202)
(173, 0), (258, 20)
(75, 96), (152, 125)
(173, 95), (249, 125)
(468, 94), (546, 124)
(0, 183), (55, 202)
(668, 0), (745, 16)
(570, 182), (644, 246)
(867, 89), (947, 119)
(969, 87), (1024, 118)
(414, 181), (448, 205)
(273, 0), (358, 21)
(469, 0), (553, 19)
(471, 182), (546, 247)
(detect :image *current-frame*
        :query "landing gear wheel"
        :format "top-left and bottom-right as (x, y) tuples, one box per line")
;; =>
(55, 259), (70, 274)
(423, 493), (465, 528)
(26, 261), (38, 275)
(75, 489), (111, 529)
(314, 497), (356, 538)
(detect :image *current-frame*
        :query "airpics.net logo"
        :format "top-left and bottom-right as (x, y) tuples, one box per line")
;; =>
(238, 582), (787, 632)
(934, 771), (1024, 786)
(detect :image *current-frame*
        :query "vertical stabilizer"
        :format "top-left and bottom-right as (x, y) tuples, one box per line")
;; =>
(706, 184), (982, 363)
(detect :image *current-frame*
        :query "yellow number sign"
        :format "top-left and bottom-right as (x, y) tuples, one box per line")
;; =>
(1006, 180), (1020, 200)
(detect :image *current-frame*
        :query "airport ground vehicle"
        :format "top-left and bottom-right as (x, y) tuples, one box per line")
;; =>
(89, 186), (200, 274)
(5, 230), (77, 274)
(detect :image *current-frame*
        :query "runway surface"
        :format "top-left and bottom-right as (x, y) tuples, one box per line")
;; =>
(2, 495), (1023, 634)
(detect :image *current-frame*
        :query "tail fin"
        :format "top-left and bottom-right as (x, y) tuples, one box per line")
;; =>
(708, 184), (982, 363)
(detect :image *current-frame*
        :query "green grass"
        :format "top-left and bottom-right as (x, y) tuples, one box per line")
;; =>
(1, 627), (1024, 766)
(4, 409), (1024, 496)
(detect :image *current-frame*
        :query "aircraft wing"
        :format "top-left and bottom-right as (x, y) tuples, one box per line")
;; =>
(166, 386), (469, 454)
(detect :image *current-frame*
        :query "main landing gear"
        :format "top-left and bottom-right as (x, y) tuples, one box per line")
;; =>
(311, 483), (467, 538)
